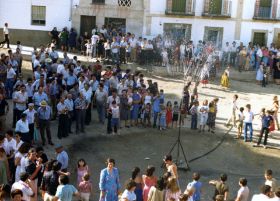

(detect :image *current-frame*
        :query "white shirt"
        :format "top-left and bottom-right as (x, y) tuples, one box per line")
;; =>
(12, 180), (34, 201)
(15, 119), (29, 133)
(7, 67), (16, 79)
(129, 38), (137, 48)
(3, 26), (9, 34)
(15, 91), (28, 111)
(23, 109), (37, 124)
(107, 96), (120, 107)
(180, 44), (186, 55)
(81, 88), (93, 102)
(257, 49), (263, 58)
(57, 64), (65, 74)
(117, 83), (127, 96)
(33, 59), (40, 68)
(121, 189), (136, 201)
(271, 196), (280, 201)
(237, 186), (249, 201)
(251, 193), (270, 201)
(243, 111), (254, 123)
(3, 138), (16, 155)
(91, 35), (99, 45)
(111, 106), (120, 119)
(231, 100), (238, 111)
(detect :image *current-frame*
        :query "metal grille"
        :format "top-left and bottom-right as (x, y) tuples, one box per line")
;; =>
(118, 0), (131, 7)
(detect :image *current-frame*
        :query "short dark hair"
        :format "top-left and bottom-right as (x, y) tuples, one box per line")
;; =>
(164, 155), (172, 162)
(52, 161), (62, 172)
(275, 187), (280, 198)
(260, 185), (271, 195)
(126, 180), (137, 190)
(5, 130), (13, 137)
(239, 178), (247, 186)
(132, 167), (140, 180)
(59, 175), (69, 185)
(20, 172), (29, 182)
(220, 174), (227, 182)
(265, 169), (273, 176)
(146, 166), (155, 177)
(156, 177), (165, 191)
(193, 172), (200, 181)
(106, 158), (115, 165)
(11, 189), (23, 198)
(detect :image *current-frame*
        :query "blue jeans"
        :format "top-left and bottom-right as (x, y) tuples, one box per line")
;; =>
(96, 102), (105, 123)
(244, 122), (253, 141)
(191, 114), (197, 129)
(112, 53), (119, 64)
(5, 78), (14, 98)
(153, 112), (159, 127)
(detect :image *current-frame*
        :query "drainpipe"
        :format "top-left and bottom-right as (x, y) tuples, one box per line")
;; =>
(69, 0), (73, 22)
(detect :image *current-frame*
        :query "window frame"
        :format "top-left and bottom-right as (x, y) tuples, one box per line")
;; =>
(92, 0), (105, 4)
(31, 5), (46, 26)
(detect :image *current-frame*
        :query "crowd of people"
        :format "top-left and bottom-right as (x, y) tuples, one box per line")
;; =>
(0, 22), (279, 201)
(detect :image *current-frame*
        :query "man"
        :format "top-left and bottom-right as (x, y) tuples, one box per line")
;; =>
(33, 86), (48, 109)
(107, 89), (120, 134)
(23, 103), (37, 144)
(243, 104), (254, 142)
(264, 169), (278, 193)
(53, 175), (79, 201)
(235, 178), (249, 201)
(91, 32), (99, 58)
(226, 94), (238, 127)
(25, 78), (34, 104)
(14, 84), (28, 124)
(55, 144), (69, 172)
(49, 27), (59, 47)
(49, 46), (59, 63)
(0, 23), (10, 48)
(111, 37), (120, 64)
(11, 172), (35, 201)
(15, 113), (30, 143)
(230, 41), (237, 67)
(74, 92), (88, 134)
(129, 34), (137, 62)
(6, 63), (16, 98)
(42, 161), (62, 201)
(57, 96), (69, 139)
(0, 93), (9, 131)
(94, 83), (108, 124)
(5, 130), (16, 183)
(209, 174), (229, 201)
(37, 101), (53, 146)
(251, 185), (271, 201)
(81, 83), (92, 125)
(65, 93), (74, 133)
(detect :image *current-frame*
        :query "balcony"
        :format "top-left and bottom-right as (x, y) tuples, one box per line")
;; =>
(202, 0), (232, 17)
(253, 0), (280, 21)
(165, 0), (196, 16)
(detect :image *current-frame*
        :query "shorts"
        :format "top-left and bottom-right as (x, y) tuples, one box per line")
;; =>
(111, 118), (119, 127)
(80, 192), (90, 201)
(237, 120), (243, 129)
(173, 114), (179, 121)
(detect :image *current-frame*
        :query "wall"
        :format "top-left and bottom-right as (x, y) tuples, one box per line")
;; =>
(0, 0), (72, 32)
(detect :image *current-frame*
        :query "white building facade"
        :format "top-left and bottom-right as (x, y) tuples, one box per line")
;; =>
(146, 0), (280, 47)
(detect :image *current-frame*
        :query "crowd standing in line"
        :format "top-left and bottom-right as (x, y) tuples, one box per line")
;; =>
(0, 23), (279, 201)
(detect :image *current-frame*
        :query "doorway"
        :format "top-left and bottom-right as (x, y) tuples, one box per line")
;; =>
(253, 32), (266, 46)
(80, 15), (96, 36)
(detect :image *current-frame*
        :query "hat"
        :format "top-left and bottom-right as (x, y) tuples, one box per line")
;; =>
(55, 144), (63, 149)
(28, 103), (34, 107)
(40, 100), (48, 107)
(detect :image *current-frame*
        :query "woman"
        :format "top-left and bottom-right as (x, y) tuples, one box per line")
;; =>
(165, 178), (181, 201)
(77, 158), (89, 186)
(99, 158), (121, 201)
(131, 88), (141, 126)
(143, 166), (157, 201)
(120, 90), (130, 128)
(273, 60), (280, 84)
(0, 148), (9, 184)
(132, 167), (143, 201)
(163, 155), (178, 180)
(147, 177), (165, 201)
(121, 180), (137, 201)
(239, 47), (247, 72)
(249, 47), (256, 70)
(272, 96), (279, 130)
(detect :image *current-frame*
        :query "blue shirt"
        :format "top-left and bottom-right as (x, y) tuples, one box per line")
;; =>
(188, 180), (202, 201)
(37, 106), (52, 120)
(90, 80), (99, 92)
(65, 99), (74, 111)
(55, 184), (77, 201)
(66, 75), (77, 86)
(153, 97), (160, 113)
(262, 115), (273, 128)
(57, 150), (69, 170)
(33, 92), (48, 106)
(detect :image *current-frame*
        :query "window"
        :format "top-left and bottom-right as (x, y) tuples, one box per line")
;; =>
(209, 0), (222, 15)
(118, 0), (131, 7)
(172, 0), (186, 13)
(31, 6), (46, 25)
(92, 0), (105, 4)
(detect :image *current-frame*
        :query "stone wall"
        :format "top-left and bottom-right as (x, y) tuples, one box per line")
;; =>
(0, 28), (50, 47)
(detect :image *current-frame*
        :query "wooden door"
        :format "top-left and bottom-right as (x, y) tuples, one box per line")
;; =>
(276, 33), (280, 48)
(80, 15), (96, 37)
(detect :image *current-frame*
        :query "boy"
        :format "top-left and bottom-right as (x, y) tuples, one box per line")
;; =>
(256, 109), (273, 148)
(188, 172), (202, 201)
(110, 100), (120, 135)
(143, 103), (151, 127)
(190, 101), (199, 130)
(236, 107), (244, 139)
(54, 175), (79, 201)
(159, 89), (165, 105)
(264, 169), (278, 193)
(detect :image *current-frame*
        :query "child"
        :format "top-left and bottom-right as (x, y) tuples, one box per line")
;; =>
(111, 100), (120, 135)
(78, 173), (92, 201)
(85, 40), (92, 57)
(190, 101), (199, 130)
(256, 64), (264, 85)
(159, 105), (167, 130)
(172, 101), (179, 128)
(236, 107), (244, 139)
(162, 48), (168, 67)
(166, 101), (173, 128)
(220, 71), (229, 89)
(187, 173), (202, 201)
(199, 100), (209, 132)
(180, 104), (186, 126)
(76, 159), (89, 186)
(143, 103), (151, 127)
(264, 169), (278, 193)
(262, 67), (267, 87)
(16, 41), (23, 52)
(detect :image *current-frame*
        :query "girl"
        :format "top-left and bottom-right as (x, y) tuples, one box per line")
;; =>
(143, 166), (157, 201)
(220, 71), (229, 89)
(166, 101), (173, 128)
(256, 64), (264, 85)
(165, 178), (181, 201)
(85, 40), (92, 58)
(131, 167), (143, 201)
(172, 101), (179, 128)
(76, 159), (89, 186)
(121, 180), (137, 201)
(207, 100), (216, 133)
(199, 100), (209, 132)
(159, 105), (167, 130)
(79, 173), (92, 201)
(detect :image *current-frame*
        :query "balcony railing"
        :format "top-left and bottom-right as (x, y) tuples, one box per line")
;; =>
(165, 0), (196, 16)
(202, 0), (232, 17)
(253, 0), (280, 20)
